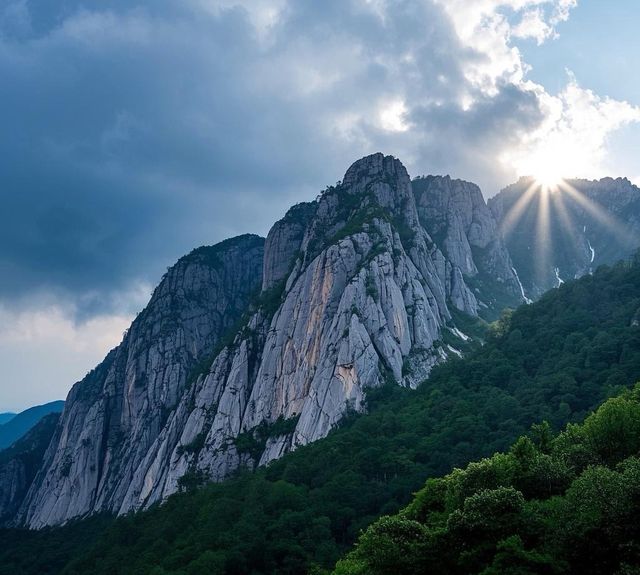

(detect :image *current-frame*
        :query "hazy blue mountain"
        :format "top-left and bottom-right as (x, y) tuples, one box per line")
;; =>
(0, 415), (15, 426)
(0, 401), (64, 451)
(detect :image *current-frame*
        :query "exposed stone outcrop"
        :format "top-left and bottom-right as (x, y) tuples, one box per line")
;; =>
(262, 202), (317, 291)
(18, 235), (264, 527)
(412, 175), (522, 314)
(103, 153), (474, 513)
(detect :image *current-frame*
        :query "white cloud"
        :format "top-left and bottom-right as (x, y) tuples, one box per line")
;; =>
(0, 305), (129, 352)
(502, 74), (640, 180)
(430, 0), (639, 186)
(512, 9), (554, 44)
(0, 281), (150, 411)
(0, 304), (132, 411)
(434, 0), (577, 91)
(379, 100), (410, 132)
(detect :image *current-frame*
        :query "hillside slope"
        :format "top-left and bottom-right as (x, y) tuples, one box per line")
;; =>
(0, 254), (638, 574)
(335, 383), (640, 575)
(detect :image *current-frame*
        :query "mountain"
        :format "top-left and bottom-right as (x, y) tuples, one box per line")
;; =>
(412, 175), (522, 314)
(18, 234), (265, 528)
(335, 383), (640, 575)
(0, 413), (61, 523)
(0, 401), (64, 451)
(3, 153), (523, 528)
(1, 251), (639, 574)
(489, 176), (640, 299)
(0, 415), (15, 426)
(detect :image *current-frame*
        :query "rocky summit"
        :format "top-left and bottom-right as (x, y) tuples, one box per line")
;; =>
(0, 154), (594, 528)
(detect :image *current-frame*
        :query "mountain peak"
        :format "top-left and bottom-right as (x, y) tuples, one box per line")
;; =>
(342, 153), (408, 188)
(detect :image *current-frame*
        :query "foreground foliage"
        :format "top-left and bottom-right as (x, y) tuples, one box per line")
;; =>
(0, 257), (639, 574)
(335, 384), (640, 575)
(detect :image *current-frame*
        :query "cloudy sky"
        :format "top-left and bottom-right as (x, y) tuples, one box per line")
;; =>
(1, 0), (639, 411)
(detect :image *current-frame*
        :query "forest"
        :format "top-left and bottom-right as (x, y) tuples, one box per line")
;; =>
(335, 383), (640, 574)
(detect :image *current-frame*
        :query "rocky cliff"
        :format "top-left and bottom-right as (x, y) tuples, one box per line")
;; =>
(412, 175), (522, 314)
(17, 235), (264, 527)
(489, 177), (640, 298)
(7, 154), (525, 528)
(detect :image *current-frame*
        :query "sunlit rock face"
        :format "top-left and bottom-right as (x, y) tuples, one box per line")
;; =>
(112, 153), (474, 513)
(9, 154), (528, 528)
(489, 177), (640, 298)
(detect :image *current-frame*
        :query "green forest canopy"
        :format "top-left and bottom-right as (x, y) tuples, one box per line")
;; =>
(335, 383), (640, 575)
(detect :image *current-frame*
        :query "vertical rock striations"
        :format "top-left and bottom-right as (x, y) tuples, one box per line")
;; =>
(18, 235), (265, 527)
(105, 154), (494, 514)
(412, 175), (522, 315)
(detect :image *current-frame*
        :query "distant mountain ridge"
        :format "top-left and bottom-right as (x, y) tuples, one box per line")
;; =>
(0, 415), (15, 426)
(489, 176), (640, 298)
(0, 401), (64, 452)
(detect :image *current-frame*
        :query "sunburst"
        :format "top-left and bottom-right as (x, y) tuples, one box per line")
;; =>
(498, 175), (633, 294)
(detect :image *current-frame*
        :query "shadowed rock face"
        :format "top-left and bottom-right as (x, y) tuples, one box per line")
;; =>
(8, 154), (526, 528)
(17, 235), (265, 528)
(489, 177), (640, 298)
(412, 175), (521, 315)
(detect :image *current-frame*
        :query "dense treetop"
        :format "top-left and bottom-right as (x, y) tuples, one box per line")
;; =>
(335, 383), (640, 574)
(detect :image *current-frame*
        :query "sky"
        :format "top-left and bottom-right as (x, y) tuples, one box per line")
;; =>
(1, 0), (639, 411)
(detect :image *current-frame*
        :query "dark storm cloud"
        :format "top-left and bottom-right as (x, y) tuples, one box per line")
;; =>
(0, 0), (555, 316)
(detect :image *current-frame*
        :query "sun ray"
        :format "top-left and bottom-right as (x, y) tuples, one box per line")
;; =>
(550, 189), (587, 270)
(558, 181), (637, 248)
(499, 180), (540, 237)
(534, 185), (552, 288)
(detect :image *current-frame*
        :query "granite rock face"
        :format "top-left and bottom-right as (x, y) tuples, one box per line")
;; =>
(9, 154), (530, 528)
(90, 153), (478, 516)
(17, 235), (265, 527)
(412, 176), (522, 313)
(489, 177), (640, 298)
